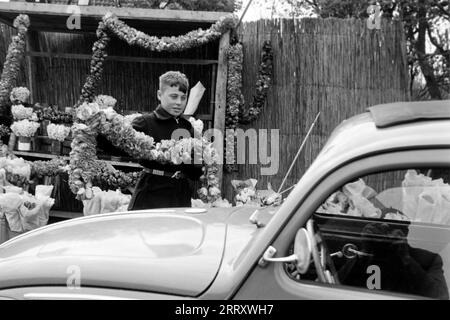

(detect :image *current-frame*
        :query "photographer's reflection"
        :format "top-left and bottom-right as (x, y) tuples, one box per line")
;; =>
(338, 222), (449, 300)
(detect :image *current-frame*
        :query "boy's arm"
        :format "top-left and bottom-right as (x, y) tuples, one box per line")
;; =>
(131, 115), (148, 134)
(131, 115), (154, 169)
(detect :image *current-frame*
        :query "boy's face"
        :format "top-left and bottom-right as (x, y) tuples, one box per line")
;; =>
(157, 85), (187, 117)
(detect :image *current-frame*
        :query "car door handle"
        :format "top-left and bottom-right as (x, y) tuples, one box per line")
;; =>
(258, 246), (300, 268)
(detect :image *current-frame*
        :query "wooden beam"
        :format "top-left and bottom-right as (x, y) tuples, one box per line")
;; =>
(0, 2), (230, 24)
(25, 51), (218, 65)
(25, 31), (40, 104)
(212, 31), (229, 191)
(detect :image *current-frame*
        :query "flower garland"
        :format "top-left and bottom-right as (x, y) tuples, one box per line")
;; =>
(224, 43), (244, 172)
(79, 21), (111, 104)
(31, 158), (68, 178)
(79, 13), (237, 102)
(89, 160), (140, 191)
(237, 40), (273, 125)
(0, 15), (30, 112)
(69, 101), (222, 203)
(223, 41), (273, 172)
(102, 12), (237, 52)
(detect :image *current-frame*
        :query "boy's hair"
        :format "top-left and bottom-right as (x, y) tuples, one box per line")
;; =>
(159, 71), (189, 94)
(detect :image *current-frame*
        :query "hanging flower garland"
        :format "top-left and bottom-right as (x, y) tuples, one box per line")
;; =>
(223, 41), (273, 172)
(237, 40), (273, 125)
(0, 15), (30, 113)
(224, 43), (244, 173)
(69, 100), (222, 203)
(78, 22), (111, 104)
(102, 12), (237, 52)
(78, 13), (237, 103)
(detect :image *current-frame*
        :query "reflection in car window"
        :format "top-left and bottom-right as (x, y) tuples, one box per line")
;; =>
(291, 168), (450, 300)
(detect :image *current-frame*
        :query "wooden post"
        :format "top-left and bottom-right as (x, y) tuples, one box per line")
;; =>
(213, 31), (229, 191)
(25, 31), (40, 104)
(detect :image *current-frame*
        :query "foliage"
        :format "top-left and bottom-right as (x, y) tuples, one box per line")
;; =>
(126, 0), (239, 12)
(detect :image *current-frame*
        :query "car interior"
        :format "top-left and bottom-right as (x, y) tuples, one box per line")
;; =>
(284, 167), (450, 300)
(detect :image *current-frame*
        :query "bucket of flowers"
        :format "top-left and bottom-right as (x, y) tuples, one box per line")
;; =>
(10, 119), (40, 151)
(46, 123), (71, 155)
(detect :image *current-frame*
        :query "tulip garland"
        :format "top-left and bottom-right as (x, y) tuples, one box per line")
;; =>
(0, 15), (30, 113)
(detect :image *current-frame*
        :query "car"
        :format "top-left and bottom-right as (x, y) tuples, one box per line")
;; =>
(0, 99), (449, 300)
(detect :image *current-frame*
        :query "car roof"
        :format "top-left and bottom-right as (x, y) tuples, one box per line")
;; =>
(300, 100), (450, 189)
(368, 99), (450, 128)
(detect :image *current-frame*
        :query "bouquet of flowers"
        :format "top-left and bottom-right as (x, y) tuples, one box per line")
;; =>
(10, 119), (40, 137)
(10, 87), (30, 104)
(47, 123), (71, 142)
(11, 104), (34, 120)
(231, 178), (259, 206)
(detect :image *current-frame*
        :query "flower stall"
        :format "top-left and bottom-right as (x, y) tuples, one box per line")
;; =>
(0, 1), (275, 230)
(0, 2), (232, 220)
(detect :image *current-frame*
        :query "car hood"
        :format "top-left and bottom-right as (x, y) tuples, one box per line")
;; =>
(0, 207), (262, 297)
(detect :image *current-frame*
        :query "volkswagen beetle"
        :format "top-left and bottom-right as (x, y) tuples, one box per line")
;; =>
(0, 100), (449, 300)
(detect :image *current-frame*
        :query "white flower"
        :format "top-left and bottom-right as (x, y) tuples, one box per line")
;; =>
(188, 117), (204, 137)
(103, 107), (116, 121)
(209, 186), (221, 197)
(11, 104), (33, 120)
(94, 95), (117, 109)
(71, 123), (88, 132)
(47, 123), (71, 142)
(123, 113), (142, 125)
(30, 112), (38, 122)
(76, 102), (100, 121)
(10, 120), (40, 137)
(10, 87), (30, 103)
(198, 187), (208, 197)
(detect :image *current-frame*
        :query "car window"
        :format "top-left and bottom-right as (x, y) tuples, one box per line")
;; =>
(286, 167), (450, 300)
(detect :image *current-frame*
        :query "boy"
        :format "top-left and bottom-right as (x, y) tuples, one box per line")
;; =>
(128, 71), (202, 210)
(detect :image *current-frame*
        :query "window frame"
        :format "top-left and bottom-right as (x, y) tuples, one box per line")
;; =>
(235, 148), (450, 300)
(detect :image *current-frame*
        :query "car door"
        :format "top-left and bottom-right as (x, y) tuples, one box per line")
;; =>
(234, 148), (450, 300)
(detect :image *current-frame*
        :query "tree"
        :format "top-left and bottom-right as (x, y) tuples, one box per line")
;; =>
(131, 0), (239, 12)
(278, 0), (450, 100)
